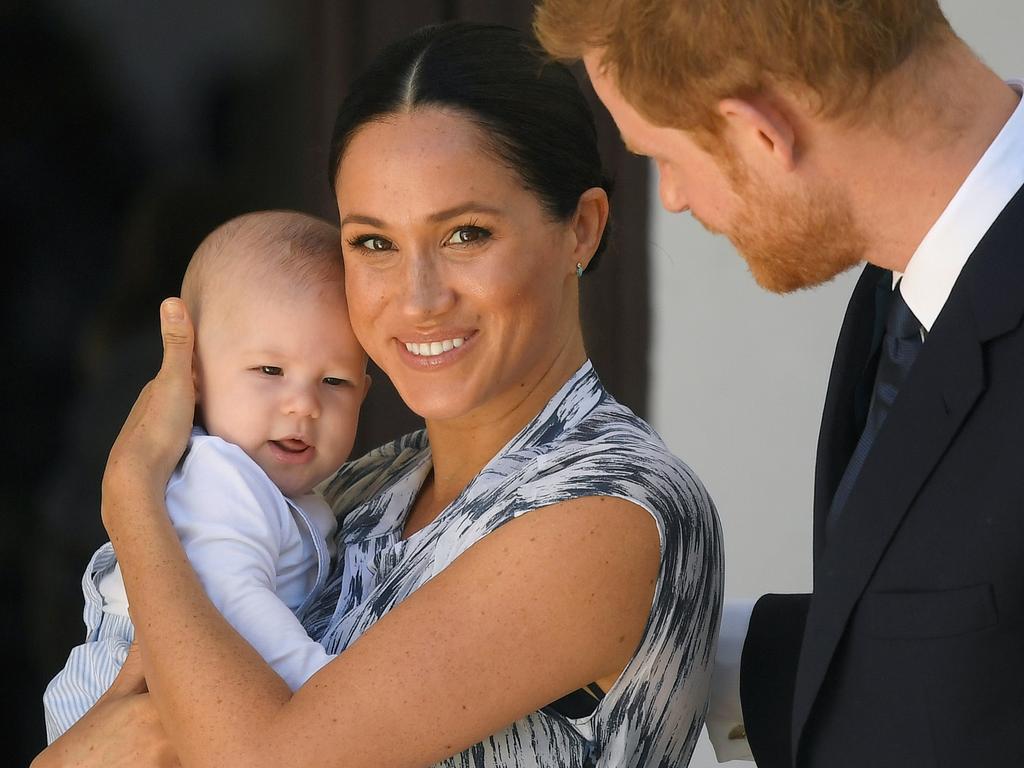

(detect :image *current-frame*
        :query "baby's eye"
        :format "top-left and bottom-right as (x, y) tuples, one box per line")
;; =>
(323, 376), (348, 387)
(446, 225), (490, 246)
(259, 365), (283, 376)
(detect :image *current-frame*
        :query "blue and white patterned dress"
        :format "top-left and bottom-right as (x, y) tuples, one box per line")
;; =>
(303, 361), (723, 767)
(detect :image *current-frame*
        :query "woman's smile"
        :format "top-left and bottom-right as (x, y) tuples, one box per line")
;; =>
(397, 330), (478, 368)
(338, 109), (588, 424)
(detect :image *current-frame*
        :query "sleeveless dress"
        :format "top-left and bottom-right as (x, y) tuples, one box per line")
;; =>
(302, 361), (723, 767)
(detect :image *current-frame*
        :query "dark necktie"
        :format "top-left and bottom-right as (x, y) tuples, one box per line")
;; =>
(825, 282), (925, 537)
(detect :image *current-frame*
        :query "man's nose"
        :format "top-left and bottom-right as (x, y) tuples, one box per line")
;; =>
(657, 162), (689, 213)
(658, 180), (690, 214)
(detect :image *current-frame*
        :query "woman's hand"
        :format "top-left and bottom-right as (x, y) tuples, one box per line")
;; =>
(102, 299), (196, 533)
(32, 645), (180, 768)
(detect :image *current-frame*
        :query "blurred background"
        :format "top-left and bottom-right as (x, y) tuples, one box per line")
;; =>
(3, 0), (1019, 764)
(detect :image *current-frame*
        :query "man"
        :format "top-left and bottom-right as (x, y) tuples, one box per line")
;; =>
(535, 1), (1024, 766)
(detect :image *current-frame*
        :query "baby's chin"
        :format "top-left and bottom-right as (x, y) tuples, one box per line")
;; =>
(266, 465), (341, 499)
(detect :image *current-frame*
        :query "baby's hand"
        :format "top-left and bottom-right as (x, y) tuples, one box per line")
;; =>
(102, 299), (196, 533)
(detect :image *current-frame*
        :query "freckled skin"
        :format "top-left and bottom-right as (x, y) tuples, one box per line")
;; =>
(337, 109), (583, 426)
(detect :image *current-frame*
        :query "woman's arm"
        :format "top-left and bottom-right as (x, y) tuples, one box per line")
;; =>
(33, 645), (179, 768)
(103, 300), (661, 768)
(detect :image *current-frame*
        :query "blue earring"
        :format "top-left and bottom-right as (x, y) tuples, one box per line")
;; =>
(576, 262), (584, 278)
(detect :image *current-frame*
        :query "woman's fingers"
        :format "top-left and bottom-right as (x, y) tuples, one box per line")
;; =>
(102, 299), (197, 522)
(105, 643), (149, 697)
(158, 298), (194, 386)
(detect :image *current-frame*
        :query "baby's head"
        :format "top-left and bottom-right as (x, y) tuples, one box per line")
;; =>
(182, 210), (369, 497)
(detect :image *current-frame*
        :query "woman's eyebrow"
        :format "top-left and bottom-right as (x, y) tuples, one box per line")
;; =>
(340, 213), (387, 228)
(341, 203), (504, 229)
(426, 202), (504, 223)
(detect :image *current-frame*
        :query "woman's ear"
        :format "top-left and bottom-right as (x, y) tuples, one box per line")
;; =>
(717, 96), (797, 172)
(572, 187), (610, 271)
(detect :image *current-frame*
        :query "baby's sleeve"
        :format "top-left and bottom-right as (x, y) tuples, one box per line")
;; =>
(167, 440), (335, 691)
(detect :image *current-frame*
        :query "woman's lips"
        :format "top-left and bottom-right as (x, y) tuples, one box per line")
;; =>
(397, 331), (477, 368)
(268, 439), (315, 464)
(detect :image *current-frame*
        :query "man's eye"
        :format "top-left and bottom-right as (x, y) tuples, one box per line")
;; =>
(259, 366), (283, 376)
(323, 376), (347, 386)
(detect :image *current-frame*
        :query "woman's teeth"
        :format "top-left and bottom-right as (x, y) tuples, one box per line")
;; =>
(404, 337), (465, 356)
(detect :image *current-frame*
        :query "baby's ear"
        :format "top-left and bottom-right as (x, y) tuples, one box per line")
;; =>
(191, 353), (201, 402)
(361, 373), (372, 403)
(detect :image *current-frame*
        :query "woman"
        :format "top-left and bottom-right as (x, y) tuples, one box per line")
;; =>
(36, 22), (722, 768)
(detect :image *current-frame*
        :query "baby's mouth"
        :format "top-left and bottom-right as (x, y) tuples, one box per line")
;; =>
(271, 438), (311, 453)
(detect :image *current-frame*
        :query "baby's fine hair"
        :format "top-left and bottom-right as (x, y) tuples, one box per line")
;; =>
(182, 210), (344, 323)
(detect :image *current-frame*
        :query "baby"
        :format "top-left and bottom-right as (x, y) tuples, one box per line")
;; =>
(43, 210), (369, 742)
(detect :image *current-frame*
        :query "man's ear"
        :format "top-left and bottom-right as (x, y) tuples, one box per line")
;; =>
(717, 97), (797, 171)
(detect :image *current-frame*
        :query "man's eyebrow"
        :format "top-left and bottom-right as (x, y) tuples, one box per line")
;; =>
(341, 202), (505, 228)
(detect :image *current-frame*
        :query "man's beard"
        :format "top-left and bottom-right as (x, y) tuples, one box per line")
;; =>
(702, 166), (868, 294)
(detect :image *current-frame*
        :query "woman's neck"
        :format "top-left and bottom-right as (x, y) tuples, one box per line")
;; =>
(414, 339), (588, 526)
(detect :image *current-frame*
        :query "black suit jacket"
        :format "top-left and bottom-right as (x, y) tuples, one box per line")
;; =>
(740, 186), (1024, 768)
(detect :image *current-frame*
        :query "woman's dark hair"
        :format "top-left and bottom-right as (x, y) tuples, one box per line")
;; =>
(328, 22), (613, 269)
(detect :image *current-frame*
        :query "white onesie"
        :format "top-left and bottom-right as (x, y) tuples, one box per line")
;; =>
(43, 429), (338, 743)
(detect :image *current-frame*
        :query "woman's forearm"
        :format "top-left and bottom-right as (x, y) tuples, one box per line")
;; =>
(97, 303), (295, 768)
(105, 480), (292, 768)
(32, 650), (179, 768)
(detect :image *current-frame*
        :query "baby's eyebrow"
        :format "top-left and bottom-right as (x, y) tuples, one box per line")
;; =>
(239, 347), (286, 358)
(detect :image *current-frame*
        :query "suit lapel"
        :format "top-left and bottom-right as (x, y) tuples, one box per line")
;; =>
(792, 306), (985, 752)
(811, 265), (889, 559)
(792, 185), (1024, 757)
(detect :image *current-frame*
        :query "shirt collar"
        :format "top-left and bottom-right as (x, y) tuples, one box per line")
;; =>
(897, 79), (1024, 331)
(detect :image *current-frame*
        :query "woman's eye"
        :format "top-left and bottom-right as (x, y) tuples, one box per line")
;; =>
(446, 225), (490, 246)
(322, 377), (347, 387)
(349, 235), (394, 252)
(259, 366), (283, 376)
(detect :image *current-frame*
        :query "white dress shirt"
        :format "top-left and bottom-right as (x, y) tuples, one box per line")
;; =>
(706, 79), (1024, 762)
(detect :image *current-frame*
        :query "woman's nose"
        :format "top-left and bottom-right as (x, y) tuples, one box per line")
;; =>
(400, 252), (456, 319)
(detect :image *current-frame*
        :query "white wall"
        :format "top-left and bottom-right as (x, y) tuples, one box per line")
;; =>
(644, 3), (1023, 764)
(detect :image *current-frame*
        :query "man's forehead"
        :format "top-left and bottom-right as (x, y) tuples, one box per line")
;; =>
(580, 47), (663, 158)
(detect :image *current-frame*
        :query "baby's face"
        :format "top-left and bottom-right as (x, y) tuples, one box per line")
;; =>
(195, 278), (368, 497)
